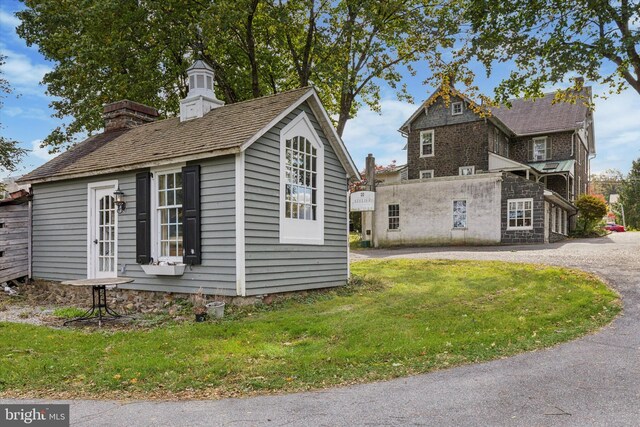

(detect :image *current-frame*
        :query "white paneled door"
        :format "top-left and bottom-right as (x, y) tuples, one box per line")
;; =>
(88, 181), (118, 278)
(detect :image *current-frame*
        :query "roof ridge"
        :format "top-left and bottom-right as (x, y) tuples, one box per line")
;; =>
(505, 86), (592, 103)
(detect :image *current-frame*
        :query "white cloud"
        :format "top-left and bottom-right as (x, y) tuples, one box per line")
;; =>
(3, 106), (53, 122)
(591, 87), (640, 174)
(1, 46), (52, 91)
(342, 98), (417, 170)
(30, 139), (58, 161)
(0, 9), (20, 30)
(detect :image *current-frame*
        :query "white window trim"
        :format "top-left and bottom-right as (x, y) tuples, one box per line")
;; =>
(459, 166), (475, 176)
(507, 197), (534, 231)
(532, 136), (549, 161)
(452, 199), (467, 229)
(87, 180), (119, 279)
(420, 169), (434, 179)
(388, 203), (400, 231)
(150, 163), (186, 263)
(420, 129), (435, 158)
(451, 101), (463, 115)
(279, 111), (325, 245)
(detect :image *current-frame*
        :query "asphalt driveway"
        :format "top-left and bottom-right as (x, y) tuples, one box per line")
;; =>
(3, 233), (639, 426)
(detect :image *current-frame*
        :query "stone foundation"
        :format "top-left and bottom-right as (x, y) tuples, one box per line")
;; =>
(10, 280), (265, 314)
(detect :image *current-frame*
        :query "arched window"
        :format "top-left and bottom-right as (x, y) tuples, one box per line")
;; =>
(279, 112), (324, 244)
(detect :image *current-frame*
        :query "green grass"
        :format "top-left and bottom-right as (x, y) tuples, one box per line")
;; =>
(349, 232), (362, 250)
(51, 307), (87, 319)
(0, 260), (620, 399)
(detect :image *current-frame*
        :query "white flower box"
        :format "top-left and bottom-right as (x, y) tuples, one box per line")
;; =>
(140, 264), (186, 276)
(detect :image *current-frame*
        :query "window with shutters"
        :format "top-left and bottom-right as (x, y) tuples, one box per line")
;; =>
(279, 112), (325, 245)
(151, 166), (185, 262)
(529, 137), (551, 161)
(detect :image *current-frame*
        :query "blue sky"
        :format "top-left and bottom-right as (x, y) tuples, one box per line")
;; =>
(1, 0), (639, 179)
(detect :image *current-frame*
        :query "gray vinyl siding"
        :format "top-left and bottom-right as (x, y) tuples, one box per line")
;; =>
(244, 102), (349, 295)
(32, 178), (90, 281)
(31, 155), (236, 295)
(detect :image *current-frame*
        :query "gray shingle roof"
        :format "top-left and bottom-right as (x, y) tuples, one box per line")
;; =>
(19, 87), (314, 183)
(492, 91), (590, 135)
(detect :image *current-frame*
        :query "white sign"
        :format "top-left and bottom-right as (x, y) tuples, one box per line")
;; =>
(609, 193), (619, 204)
(350, 191), (375, 212)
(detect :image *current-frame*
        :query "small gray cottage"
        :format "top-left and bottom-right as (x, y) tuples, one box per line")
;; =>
(18, 61), (359, 296)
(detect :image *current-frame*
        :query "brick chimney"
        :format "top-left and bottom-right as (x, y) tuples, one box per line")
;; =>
(103, 100), (159, 132)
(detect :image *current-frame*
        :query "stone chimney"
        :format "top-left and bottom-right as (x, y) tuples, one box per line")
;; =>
(103, 100), (159, 132)
(180, 59), (224, 122)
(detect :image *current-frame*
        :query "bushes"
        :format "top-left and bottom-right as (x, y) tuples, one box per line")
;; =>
(575, 194), (607, 236)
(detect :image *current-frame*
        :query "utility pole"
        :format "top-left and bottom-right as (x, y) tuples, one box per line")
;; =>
(361, 154), (376, 246)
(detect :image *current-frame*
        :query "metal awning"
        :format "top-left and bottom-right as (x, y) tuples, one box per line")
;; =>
(529, 159), (575, 174)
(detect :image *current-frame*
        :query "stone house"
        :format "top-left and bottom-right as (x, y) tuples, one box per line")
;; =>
(17, 60), (359, 297)
(369, 86), (594, 246)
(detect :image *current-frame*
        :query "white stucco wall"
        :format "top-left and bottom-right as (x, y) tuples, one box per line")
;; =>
(373, 174), (503, 246)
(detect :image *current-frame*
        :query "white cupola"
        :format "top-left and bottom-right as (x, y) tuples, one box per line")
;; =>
(180, 59), (225, 122)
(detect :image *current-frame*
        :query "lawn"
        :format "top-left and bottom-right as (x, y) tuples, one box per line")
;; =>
(0, 260), (620, 399)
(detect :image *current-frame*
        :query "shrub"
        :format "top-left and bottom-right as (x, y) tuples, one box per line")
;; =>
(576, 194), (607, 234)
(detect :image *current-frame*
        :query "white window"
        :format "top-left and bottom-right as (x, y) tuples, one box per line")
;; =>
(388, 204), (400, 230)
(420, 170), (434, 179)
(562, 209), (567, 235)
(151, 167), (184, 262)
(556, 208), (562, 233)
(507, 198), (534, 230)
(280, 112), (324, 245)
(453, 200), (467, 229)
(459, 166), (475, 176)
(452, 102), (463, 115)
(420, 130), (434, 157)
(529, 137), (551, 161)
(551, 206), (556, 232)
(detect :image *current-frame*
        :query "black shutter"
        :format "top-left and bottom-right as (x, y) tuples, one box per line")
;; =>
(182, 165), (201, 265)
(136, 171), (152, 264)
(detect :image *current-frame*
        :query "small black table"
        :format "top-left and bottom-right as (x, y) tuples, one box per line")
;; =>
(61, 278), (134, 326)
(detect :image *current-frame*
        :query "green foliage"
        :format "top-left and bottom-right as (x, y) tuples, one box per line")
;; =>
(0, 54), (27, 173)
(0, 260), (619, 398)
(51, 307), (87, 319)
(16, 0), (460, 151)
(576, 194), (608, 234)
(464, 0), (640, 103)
(620, 158), (640, 229)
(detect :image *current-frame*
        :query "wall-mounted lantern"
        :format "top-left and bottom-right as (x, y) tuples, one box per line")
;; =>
(113, 187), (126, 213)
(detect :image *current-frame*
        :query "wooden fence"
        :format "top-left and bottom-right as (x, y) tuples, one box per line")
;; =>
(0, 194), (30, 284)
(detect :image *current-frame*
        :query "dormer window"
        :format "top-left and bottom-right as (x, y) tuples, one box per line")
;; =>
(452, 102), (463, 115)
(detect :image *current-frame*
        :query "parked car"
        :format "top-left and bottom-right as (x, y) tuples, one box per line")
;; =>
(604, 223), (626, 232)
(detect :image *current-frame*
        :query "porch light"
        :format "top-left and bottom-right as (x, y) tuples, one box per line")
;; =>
(114, 187), (126, 213)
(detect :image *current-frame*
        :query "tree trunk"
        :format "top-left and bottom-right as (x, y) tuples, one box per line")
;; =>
(246, 0), (261, 98)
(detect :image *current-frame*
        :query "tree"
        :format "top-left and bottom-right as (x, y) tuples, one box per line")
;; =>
(575, 194), (608, 233)
(619, 158), (640, 229)
(0, 54), (27, 173)
(590, 168), (626, 202)
(16, 0), (460, 152)
(465, 0), (640, 103)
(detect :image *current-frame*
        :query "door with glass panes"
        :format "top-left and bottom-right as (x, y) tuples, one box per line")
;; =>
(88, 183), (118, 278)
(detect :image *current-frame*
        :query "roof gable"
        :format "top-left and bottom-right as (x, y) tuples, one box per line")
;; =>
(399, 86), (592, 140)
(20, 87), (359, 184)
